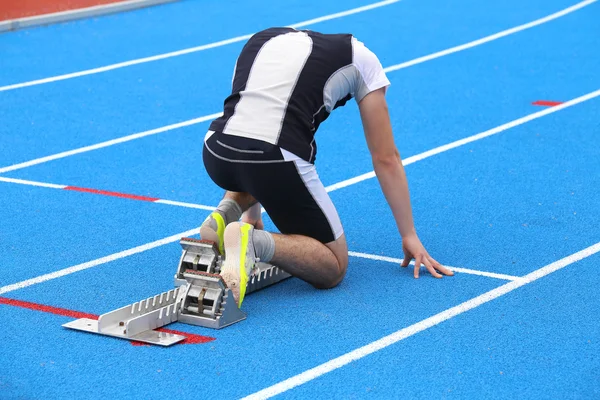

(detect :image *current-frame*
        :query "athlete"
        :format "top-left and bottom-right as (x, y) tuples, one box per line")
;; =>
(200, 27), (453, 307)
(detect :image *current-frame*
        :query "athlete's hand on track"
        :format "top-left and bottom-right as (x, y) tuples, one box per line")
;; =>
(401, 234), (454, 279)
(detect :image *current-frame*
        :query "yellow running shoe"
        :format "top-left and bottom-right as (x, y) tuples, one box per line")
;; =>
(220, 222), (258, 308)
(199, 211), (226, 254)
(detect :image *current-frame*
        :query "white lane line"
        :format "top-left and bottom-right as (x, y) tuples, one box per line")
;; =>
(0, 0), (401, 92)
(0, 227), (200, 295)
(382, 0), (597, 73)
(443, 266), (526, 282)
(0, 113), (222, 174)
(0, 0), (594, 175)
(0, 176), (67, 189)
(154, 199), (215, 211)
(348, 251), (524, 281)
(325, 88), (600, 192)
(289, 0), (400, 28)
(242, 241), (600, 400)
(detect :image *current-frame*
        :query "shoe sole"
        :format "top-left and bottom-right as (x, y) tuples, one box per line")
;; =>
(220, 223), (255, 308)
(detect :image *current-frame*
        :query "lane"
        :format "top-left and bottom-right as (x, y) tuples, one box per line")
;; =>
(278, 250), (600, 399)
(0, 183), (206, 284)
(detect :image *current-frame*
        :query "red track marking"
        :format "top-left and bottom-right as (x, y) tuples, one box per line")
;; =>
(161, 328), (213, 344)
(0, 296), (215, 345)
(532, 100), (564, 107)
(0, 296), (98, 319)
(64, 186), (160, 202)
(130, 341), (152, 346)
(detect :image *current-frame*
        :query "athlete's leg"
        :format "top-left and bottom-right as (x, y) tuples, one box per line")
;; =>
(199, 191), (257, 253)
(241, 202), (264, 229)
(270, 232), (348, 289)
(260, 149), (348, 288)
(221, 222), (347, 307)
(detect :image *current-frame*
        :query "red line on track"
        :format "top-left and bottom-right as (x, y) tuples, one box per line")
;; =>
(532, 100), (563, 107)
(0, 296), (215, 345)
(64, 186), (160, 202)
(0, 296), (98, 319)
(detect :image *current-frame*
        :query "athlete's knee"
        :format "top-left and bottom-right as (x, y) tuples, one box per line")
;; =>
(312, 259), (347, 289)
(331, 256), (349, 287)
(313, 239), (348, 289)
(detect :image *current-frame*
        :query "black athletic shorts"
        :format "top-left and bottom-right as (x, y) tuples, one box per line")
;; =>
(202, 130), (343, 244)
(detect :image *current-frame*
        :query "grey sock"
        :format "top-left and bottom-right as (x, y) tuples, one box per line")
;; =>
(216, 199), (243, 225)
(252, 230), (275, 263)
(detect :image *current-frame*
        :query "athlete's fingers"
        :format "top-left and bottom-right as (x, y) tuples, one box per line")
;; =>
(413, 256), (423, 278)
(429, 256), (454, 276)
(435, 261), (455, 276)
(423, 257), (442, 278)
(401, 254), (411, 268)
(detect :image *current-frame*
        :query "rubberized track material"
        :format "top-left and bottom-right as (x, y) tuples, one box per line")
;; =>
(0, 0), (599, 398)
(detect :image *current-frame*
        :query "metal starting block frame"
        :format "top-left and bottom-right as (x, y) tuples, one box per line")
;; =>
(63, 237), (291, 346)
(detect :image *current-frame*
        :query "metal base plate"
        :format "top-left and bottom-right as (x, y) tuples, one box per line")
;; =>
(248, 262), (291, 293)
(63, 318), (185, 346)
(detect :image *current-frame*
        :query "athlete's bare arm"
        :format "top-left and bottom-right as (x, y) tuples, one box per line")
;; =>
(358, 88), (453, 279)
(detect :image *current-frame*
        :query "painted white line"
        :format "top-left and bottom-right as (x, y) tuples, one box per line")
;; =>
(0, 113), (222, 174)
(0, 0), (400, 92)
(0, 176), (67, 189)
(325, 88), (600, 192)
(0, 0), (593, 173)
(446, 267), (526, 282)
(154, 199), (215, 211)
(242, 241), (600, 400)
(0, 227), (199, 295)
(382, 0), (597, 74)
(288, 0), (400, 28)
(348, 251), (524, 281)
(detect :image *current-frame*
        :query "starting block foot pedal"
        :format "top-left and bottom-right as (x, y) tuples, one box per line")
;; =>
(178, 270), (247, 329)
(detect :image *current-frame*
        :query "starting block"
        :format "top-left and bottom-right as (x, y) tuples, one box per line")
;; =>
(63, 237), (291, 346)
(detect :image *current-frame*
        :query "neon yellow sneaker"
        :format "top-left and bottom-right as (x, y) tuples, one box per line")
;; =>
(220, 222), (258, 308)
(199, 211), (226, 254)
